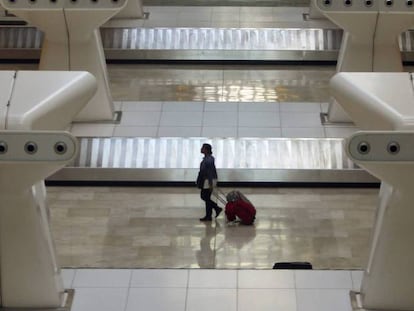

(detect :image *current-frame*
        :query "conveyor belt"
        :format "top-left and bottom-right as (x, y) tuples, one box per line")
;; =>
(0, 26), (414, 62)
(48, 137), (379, 184)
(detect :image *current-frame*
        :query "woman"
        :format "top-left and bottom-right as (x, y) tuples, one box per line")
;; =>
(196, 143), (222, 221)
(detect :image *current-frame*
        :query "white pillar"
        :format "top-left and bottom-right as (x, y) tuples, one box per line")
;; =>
(0, 0), (127, 121)
(0, 131), (78, 307)
(115, 0), (144, 19)
(0, 71), (96, 308)
(314, 0), (414, 123)
(332, 72), (414, 310)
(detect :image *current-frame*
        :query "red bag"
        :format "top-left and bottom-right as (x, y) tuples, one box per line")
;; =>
(225, 199), (256, 225)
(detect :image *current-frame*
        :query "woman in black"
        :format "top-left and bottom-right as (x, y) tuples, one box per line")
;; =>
(196, 143), (222, 221)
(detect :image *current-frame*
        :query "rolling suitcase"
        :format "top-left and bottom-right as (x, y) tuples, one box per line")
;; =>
(215, 189), (256, 225)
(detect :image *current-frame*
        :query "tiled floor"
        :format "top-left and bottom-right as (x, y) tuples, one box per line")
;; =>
(104, 6), (335, 28)
(62, 268), (360, 311)
(70, 64), (359, 139)
(108, 64), (335, 103)
(71, 100), (358, 138)
(48, 187), (377, 269)
(142, 0), (310, 7)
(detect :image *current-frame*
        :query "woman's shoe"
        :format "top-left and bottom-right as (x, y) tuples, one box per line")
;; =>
(199, 216), (212, 221)
(215, 207), (223, 218)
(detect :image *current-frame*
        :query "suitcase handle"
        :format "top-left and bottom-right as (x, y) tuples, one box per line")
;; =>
(213, 188), (227, 205)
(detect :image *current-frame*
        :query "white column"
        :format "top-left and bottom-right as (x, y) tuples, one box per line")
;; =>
(0, 131), (78, 307)
(0, 0), (127, 121)
(0, 71), (96, 308)
(332, 72), (414, 310)
(115, 0), (144, 19)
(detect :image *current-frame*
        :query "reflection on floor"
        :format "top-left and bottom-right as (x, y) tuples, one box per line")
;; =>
(48, 186), (377, 269)
(109, 64), (334, 103)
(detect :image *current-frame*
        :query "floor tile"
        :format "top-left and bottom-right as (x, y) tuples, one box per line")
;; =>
(187, 289), (237, 311)
(162, 102), (204, 112)
(113, 126), (158, 137)
(280, 102), (322, 112)
(281, 112), (323, 127)
(176, 12), (212, 23)
(158, 126), (201, 137)
(295, 270), (352, 289)
(122, 101), (163, 112)
(296, 289), (352, 311)
(71, 288), (128, 311)
(203, 111), (238, 127)
(211, 13), (240, 23)
(160, 111), (203, 126)
(189, 269), (237, 288)
(239, 111), (280, 127)
(238, 102), (279, 112)
(126, 288), (186, 311)
(120, 111), (161, 126)
(202, 126), (237, 137)
(240, 11), (274, 22)
(282, 127), (325, 138)
(238, 289), (297, 311)
(238, 270), (295, 288)
(205, 102), (238, 112)
(238, 127), (282, 137)
(73, 269), (131, 288)
(130, 269), (188, 287)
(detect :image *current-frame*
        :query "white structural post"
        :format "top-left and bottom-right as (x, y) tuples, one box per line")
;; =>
(0, 131), (78, 308)
(331, 72), (414, 310)
(374, 1), (414, 72)
(0, 71), (96, 308)
(0, 0), (127, 122)
(308, 0), (329, 19)
(314, 0), (414, 123)
(115, 0), (144, 19)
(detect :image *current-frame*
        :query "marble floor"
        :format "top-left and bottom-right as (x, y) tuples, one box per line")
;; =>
(48, 186), (378, 270)
(108, 64), (334, 103)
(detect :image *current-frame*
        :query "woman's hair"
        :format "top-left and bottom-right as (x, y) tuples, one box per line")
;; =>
(202, 143), (212, 154)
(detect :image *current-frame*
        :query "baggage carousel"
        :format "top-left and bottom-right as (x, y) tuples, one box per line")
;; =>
(0, 26), (413, 62)
(48, 137), (379, 185)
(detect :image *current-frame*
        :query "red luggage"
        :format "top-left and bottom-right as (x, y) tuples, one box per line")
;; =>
(215, 190), (256, 225)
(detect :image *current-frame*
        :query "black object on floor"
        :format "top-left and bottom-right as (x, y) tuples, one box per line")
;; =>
(273, 262), (313, 270)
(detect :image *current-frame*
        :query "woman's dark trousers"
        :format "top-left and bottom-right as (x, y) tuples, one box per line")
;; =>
(201, 188), (219, 218)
